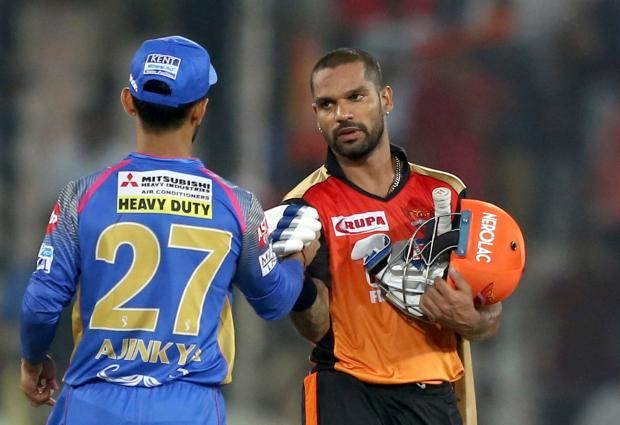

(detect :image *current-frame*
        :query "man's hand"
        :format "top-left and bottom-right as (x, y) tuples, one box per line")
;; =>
(421, 267), (502, 340)
(20, 355), (59, 407)
(288, 236), (321, 268)
(264, 204), (322, 257)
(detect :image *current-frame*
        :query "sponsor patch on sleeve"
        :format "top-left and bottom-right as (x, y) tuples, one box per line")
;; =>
(257, 217), (269, 249)
(36, 244), (54, 274)
(46, 202), (60, 234)
(117, 171), (212, 218)
(259, 245), (277, 276)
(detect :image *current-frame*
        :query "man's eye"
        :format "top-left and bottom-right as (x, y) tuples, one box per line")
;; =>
(351, 94), (363, 101)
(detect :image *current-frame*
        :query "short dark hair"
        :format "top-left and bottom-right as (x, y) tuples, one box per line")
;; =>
(131, 80), (204, 133)
(310, 48), (384, 95)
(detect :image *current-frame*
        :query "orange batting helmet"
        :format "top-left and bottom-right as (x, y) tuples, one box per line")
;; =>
(361, 198), (526, 319)
(446, 199), (526, 305)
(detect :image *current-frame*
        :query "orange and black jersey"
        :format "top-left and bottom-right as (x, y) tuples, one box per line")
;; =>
(284, 145), (467, 385)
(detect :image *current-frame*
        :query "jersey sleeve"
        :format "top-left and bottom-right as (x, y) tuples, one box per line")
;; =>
(233, 192), (304, 320)
(20, 181), (81, 364)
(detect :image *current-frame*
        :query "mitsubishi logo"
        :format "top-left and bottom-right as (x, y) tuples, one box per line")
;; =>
(121, 173), (139, 187)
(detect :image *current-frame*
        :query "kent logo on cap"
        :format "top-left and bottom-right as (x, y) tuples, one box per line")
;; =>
(129, 35), (218, 107)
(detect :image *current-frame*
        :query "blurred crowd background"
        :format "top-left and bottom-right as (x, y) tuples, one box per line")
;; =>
(1, 0), (619, 424)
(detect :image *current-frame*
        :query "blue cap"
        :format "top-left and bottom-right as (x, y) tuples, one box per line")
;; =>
(129, 35), (218, 107)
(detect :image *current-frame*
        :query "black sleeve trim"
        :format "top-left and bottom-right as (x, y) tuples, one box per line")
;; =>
(292, 275), (318, 312)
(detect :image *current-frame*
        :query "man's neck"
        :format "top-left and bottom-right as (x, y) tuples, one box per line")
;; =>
(135, 128), (193, 158)
(336, 140), (396, 197)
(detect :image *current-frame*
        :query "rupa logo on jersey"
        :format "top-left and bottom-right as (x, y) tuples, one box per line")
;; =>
(331, 211), (389, 236)
(117, 170), (213, 218)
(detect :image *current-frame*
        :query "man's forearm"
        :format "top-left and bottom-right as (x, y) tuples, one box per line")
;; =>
(20, 291), (62, 364)
(290, 278), (330, 342)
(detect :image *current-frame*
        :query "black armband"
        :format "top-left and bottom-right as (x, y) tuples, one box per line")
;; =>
(292, 275), (318, 312)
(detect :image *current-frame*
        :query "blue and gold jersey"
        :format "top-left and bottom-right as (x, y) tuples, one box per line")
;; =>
(21, 152), (303, 387)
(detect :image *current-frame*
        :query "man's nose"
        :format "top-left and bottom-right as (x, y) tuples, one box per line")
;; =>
(335, 102), (353, 121)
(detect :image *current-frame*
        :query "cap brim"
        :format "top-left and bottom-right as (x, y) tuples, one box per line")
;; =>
(209, 64), (218, 85)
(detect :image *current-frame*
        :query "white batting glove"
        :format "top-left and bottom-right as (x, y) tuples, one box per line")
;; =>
(264, 204), (321, 257)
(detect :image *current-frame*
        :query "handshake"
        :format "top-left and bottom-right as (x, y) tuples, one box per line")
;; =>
(264, 204), (322, 261)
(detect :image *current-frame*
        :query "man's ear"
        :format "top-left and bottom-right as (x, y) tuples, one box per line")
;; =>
(381, 85), (393, 115)
(120, 88), (137, 116)
(192, 98), (209, 125)
(312, 103), (323, 134)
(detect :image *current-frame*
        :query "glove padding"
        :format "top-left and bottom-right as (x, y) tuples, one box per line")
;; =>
(264, 204), (321, 257)
(351, 234), (447, 319)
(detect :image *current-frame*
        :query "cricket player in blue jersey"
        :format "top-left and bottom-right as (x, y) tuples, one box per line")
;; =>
(19, 35), (321, 425)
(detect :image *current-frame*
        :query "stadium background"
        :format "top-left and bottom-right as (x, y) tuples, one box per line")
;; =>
(1, 0), (619, 424)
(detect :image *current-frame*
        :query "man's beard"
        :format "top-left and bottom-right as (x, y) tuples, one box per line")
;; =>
(327, 115), (384, 160)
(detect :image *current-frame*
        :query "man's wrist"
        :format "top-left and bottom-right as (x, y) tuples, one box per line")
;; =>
(21, 357), (42, 372)
(285, 252), (306, 267)
(292, 275), (318, 312)
(21, 353), (51, 369)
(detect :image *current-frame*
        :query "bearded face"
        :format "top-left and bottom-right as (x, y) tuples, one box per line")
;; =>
(312, 61), (391, 161)
(325, 107), (385, 160)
